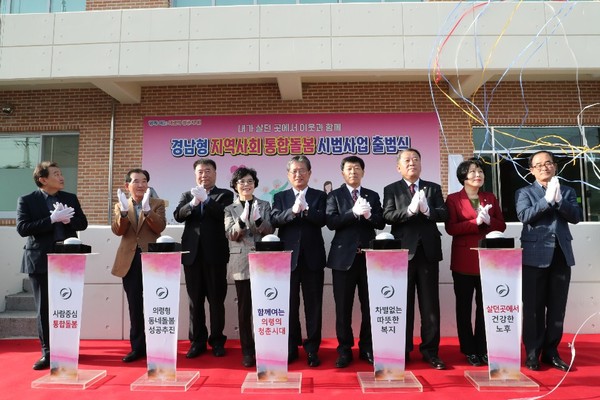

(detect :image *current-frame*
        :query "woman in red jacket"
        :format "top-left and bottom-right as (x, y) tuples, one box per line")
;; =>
(445, 158), (506, 366)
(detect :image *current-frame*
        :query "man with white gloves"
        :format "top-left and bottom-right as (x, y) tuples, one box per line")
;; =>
(111, 169), (166, 363)
(383, 148), (449, 370)
(516, 151), (581, 372)
(174, 159), (233, 358)
(325, 156), (385, 368)
(17, 161), (88, 370)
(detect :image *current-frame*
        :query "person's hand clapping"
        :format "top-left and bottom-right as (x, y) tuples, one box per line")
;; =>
(50, 203), (74, 224)
(552, 176), (562, 203)
(117, 188), (129, 212)
(408, 190), (420, 215)
(240, 200), (250, 224)
(190, 185), (208, 207)
(418, 189), (429, 214)
(141, 188), (151, 213)
(544, 179), (556, 205)
(251, 201), (261, 222)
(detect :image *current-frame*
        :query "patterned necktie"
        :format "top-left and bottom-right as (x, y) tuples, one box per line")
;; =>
(409, 183), (416, 196)
(352, 189), (358, 203)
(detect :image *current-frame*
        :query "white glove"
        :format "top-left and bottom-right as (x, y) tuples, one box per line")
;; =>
(480, 204), (492, 225)
(240, 200), (250, 224)
(117, 188), (129, 212)
(299, 193), (309, 212)
(476, 212), (484, 226)
(292, 195), (303, 214)
(407, 191), (420, 215)
(352, 197), (364, 217)
(141, 188), (151, 213)
(552, 176), (562, 203)
(251, 201), (261, 222)
(50, 204), (74, 224)
(190, 185), (208, 207)
(544, 179), (556, 205)
(418, 189), (429, 214)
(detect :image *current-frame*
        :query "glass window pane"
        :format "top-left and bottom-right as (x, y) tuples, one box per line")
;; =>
(0, 136), (41, 216)
(10, 0), (49, 13)
(473, 126), (582, 152)
(173, 0), (212, 6)
(216, 0), (253, 5)
(42, 134), (79, 194)
(257, 0), (295, 3)
(50, 0), (86, 12)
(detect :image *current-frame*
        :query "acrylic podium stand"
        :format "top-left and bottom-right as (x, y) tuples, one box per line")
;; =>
(241, 247), (301, 394)
(32, 243), (107, 390)
(130, 242), (199, 392)
(358, 242), (422, 393)
(464, 245), (538, 392)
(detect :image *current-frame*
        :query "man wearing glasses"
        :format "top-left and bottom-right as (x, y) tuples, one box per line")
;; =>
(271, 155), (327, 368)
(174, 159), (234, 359)
(516, 151), (581, 372)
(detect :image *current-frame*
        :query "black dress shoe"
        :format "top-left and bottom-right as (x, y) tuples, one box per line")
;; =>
(423, 355), (446, 370)
(359, 350), (374, 365)
(335, 354), (353, 368)
(242, 354), (256, 368)
(466, 354), (482, 367)
(525, 356), (540, 371)
(122, 350), (146, 363)
(541, 355), (569, 372)
(307, 352), (321, 367)
(186, 342), (207, 359)
(212, 345), (226, 357)
(33, 355), (50, 370)
(288, 349), (299, 363)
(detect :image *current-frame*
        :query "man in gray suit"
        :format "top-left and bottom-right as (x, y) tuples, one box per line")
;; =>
(516, 151), (581, 371)
(326, 156), (385, 368)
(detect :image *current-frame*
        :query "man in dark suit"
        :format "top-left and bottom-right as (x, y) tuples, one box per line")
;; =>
(16, 161), (88, 370)
(383, 148), (448, 370)
(111, 169), (166, 363)
(174, 158), (233, 358)
(326, 156), (385, 368)
(515, 151), (581, 372)
(271, 155), (327, 367)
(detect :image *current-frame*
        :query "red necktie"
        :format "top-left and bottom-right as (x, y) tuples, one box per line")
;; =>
(409, 184), (416, 196)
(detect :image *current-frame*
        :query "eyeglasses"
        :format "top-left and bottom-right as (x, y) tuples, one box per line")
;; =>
(532, 161), (555, 170)
(289, 169), (308, 176)
(237, 179), (255, 186)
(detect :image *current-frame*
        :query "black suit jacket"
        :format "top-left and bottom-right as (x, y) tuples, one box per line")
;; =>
(382, 179), (448, 262)
(271, 187), (327, 271)
(16, 190), (88, 274)
(173, 187), (234, 266)
(326, 185), (385, 271)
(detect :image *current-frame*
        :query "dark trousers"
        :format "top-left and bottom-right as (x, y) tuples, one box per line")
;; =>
(289, 254), (324, 354)
(29, 273), (50, 357)
(522, 246), (571, 359)
(184, 249), (228, 348)
(452, 272), (486, 355)
(234, 279), (255, 356)
(122, 248), (146, 353)
(406, 245), (441, 357)
(332, 253), (372, 356)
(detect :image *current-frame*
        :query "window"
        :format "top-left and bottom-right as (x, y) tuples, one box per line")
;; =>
(0, 0), (85, 14)
(0, 133), (79, 219)
(473, 126), (598, 221)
